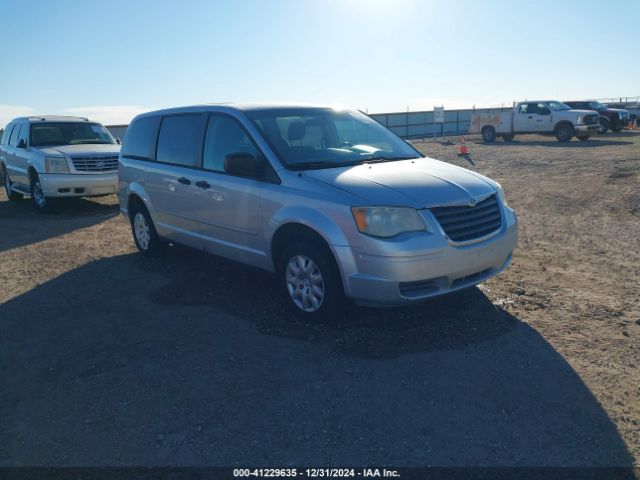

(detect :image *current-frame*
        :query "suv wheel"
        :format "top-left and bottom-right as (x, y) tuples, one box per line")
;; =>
(555, 124), (574, 142)
(502, 134), (515, 142)
(278, 240), (345, 320)
(577, 136), (590, 141)
(481, 126), (496, 143)
(598, 117), (610, 134)
(2, 165), (23, 201)
(611, 125), (623, 132)
(30, 173), (54, 213)
(130, 203), (162, 255)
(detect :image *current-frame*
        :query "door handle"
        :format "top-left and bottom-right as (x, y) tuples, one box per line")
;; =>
(195, 180), (210, 189)
(528, 116), (533, 119)
(177, 177), (191, 185)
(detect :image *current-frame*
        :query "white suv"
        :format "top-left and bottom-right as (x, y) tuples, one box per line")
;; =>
(0, 116), (120, 212)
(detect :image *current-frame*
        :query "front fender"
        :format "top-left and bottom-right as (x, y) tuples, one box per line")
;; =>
(266, 204), (357, 276)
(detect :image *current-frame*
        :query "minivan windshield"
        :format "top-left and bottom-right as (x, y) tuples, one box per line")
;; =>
(30, 122), (115, 147)
(247, 108), (421, 169)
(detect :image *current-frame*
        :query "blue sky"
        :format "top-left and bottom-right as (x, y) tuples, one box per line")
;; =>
(0, 0), (638, 125)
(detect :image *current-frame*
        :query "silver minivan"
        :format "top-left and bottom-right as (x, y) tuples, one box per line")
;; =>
(118, 104), (518, 318)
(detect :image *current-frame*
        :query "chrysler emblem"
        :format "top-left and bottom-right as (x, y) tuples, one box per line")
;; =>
(468, 197), (477, 207)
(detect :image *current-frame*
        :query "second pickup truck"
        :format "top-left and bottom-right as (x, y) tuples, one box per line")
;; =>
(469, 100), (600, 142)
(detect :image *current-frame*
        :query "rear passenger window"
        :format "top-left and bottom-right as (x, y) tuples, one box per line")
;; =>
(122, 116), (161, 160)
(17, 125), (28, 146)
(203, 115), (259, 172)
(156, 114), (207, 167)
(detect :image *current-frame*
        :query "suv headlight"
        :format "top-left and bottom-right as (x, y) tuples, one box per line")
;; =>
(45, 156), (69, 173)
(496, 183), (508, 207)
(576, 115), (583, 125)
(351, 206), (428, 238)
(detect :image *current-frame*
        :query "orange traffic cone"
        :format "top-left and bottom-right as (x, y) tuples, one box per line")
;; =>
(458, 137), (469, 156)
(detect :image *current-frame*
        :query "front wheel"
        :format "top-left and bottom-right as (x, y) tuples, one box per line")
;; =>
(611, 125), (624, 132)
(577, 136), (590, 141)
(30, 174), (55, 213)
(278, 240), (345, 320)
(2, 165), (23, 201)
(555, 124), (574, 142)
(481, 126), (496, 143)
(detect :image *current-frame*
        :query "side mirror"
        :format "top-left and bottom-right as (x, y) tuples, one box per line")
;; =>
(17, 139), (27, 148)
(538, 108), (551, 115)
(224, 152), (262, 178)
(116, 137), (122, 145)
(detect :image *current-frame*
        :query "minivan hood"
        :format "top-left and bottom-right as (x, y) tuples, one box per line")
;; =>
(303, 157), (497, 208)
(36, 144), (121, 156)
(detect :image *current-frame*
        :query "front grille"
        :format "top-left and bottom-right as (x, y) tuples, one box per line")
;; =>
(71, 155), (119, 172)
(584, 114), (598, 125)
(430, 194), (502, 242)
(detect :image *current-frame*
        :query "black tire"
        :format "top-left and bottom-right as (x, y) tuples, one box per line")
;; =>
(277, 238), (346, 320)
(611, 125), (623, 133)
(30, 173), (55, 213)
(2, 164), (23, 201)
(555, 123), (574, 142)
(129, 201), (162, 256)
(598, 117), (610, 134)
(481, 126), (496, 143)
(502, 134), (514, 142)
(577, 136), (590, 141)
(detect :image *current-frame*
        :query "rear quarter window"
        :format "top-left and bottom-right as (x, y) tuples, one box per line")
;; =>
(1, 124), (13, 145)
(121, 116), (161, 160)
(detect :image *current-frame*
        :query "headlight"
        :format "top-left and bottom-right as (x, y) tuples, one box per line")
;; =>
(496, 183), (508, 207)
(576, 115), (583, 124)
(45, 156), (69, 173)
(351, 206), (427, 238)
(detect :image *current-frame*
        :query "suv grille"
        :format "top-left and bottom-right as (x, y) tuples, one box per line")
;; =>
(430, 194), (502, 242)
(71, 155), (119, 172)
(584, 114), (598, 125)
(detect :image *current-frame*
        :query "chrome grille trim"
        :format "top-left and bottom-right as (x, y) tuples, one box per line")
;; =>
(584, 114), (598, 125)
(430, 194), (503, 243)
(71, 155), (119, 172)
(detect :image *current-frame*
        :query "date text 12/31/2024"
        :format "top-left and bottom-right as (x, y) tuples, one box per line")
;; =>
(233, 468), (400, 478)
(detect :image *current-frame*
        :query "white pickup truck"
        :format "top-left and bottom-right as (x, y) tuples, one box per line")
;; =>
(469, 100), (600, 142)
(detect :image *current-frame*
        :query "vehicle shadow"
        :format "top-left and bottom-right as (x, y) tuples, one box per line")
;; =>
(0, 194), (119, 253)
(483, 139), (633, 148)
(0, 248), (634, 468)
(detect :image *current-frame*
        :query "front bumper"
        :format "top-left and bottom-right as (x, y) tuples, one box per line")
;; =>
(40, 172), (118, 197)
(575, 124), (599, 134)
(334, 207), (518, 306)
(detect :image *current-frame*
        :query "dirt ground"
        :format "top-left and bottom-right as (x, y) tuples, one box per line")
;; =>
(0, 132), (639, 469)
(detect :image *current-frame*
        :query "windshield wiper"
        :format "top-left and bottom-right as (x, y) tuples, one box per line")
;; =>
(287, 160), (357, 170)
(362, 155), (420, 164)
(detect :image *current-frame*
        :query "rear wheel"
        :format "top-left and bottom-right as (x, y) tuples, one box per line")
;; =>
(577, 136), (590, 141)
(278, 239), (345, 320)
(129, 202), (162, 255)
(2, 164), (23, 201)
(598, 117), (610, 134)
(30, 173), (55, 213)
(611, 125), (624, 132)
(481, 126), (496, 143)
(502, 134), (514, 142)
(555, 123), (574, 142)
